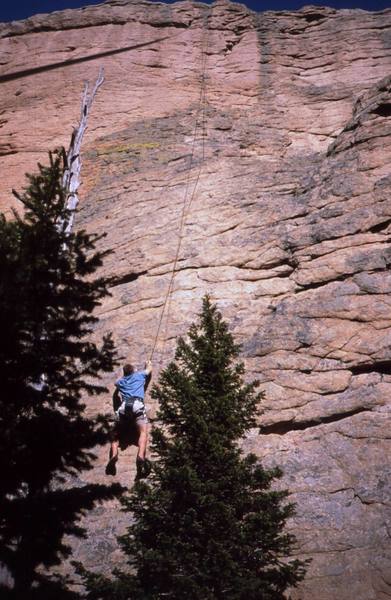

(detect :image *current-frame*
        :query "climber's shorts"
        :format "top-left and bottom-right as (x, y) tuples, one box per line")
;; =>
(129, 397), (149, 426)
(116, 396), (149, 426)
(110, 397), (148, 442)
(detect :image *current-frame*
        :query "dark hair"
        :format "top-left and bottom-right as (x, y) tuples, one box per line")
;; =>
(123, 363), (134, 376)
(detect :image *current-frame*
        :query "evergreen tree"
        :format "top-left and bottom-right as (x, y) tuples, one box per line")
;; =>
(80, 297), (307, 599)
(0, 151), (122, 598)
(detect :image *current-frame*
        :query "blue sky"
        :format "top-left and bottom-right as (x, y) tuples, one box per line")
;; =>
(0, 0), (389, 23)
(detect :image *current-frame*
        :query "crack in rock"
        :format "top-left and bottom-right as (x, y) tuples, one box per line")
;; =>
(259, 406), (372, 435)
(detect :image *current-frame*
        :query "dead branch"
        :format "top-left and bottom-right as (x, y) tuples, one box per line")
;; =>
(61, 67), (104, 234)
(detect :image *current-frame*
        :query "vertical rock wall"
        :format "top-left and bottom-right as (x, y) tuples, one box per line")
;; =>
(0, 1), (391, 597)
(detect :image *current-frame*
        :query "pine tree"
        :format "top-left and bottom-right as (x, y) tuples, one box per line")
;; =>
(80, 296), (308, 599)
(0, 151), (121, 598)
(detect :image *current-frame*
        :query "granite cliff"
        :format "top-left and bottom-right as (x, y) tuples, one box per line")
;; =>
(1, 1), (391, 598)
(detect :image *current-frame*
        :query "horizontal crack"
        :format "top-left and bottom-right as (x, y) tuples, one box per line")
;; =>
(259, 406), (371, 435)
(109, 270), (148, 288)
(295, 263), (391, 293)
(139, 20), (191, 29)
(372, 103), (391, 118)
(295, 272), (353, 292)
(350, 360), (391, 376)
(368, 218), (391, 234)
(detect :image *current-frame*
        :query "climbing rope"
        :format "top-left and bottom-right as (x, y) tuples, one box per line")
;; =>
(149, 9), (210, 362)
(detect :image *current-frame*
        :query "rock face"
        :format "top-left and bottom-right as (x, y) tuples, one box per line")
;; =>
(1, 1), (391, 598)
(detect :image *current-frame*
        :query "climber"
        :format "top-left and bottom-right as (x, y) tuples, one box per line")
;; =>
(106, 359), (152, 480)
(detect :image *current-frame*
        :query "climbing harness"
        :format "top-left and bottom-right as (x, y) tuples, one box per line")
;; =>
(116, 395), (147, 422)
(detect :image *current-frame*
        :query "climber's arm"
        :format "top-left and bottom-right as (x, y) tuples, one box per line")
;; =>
(112, 386), (121, 412)
(144, 359), (152, 376)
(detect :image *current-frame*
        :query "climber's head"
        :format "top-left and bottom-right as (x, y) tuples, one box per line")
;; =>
(123, 363), (134, 376)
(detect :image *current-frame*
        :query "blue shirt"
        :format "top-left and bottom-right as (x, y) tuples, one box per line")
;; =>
(115, 370), (148, 400)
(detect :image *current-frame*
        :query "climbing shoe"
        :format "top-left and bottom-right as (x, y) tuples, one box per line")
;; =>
(143, 458), (152, 478)
(136, 457), (152, 480)
(105, 454), (118, 476)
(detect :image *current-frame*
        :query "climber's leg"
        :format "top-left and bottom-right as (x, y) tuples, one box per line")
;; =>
(132, 400), (151, 479)
(110, 439), (119, 461)
(135, 419), (151, 479)
(137, 422), (149, 461)
(106, 425), (119, 475)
